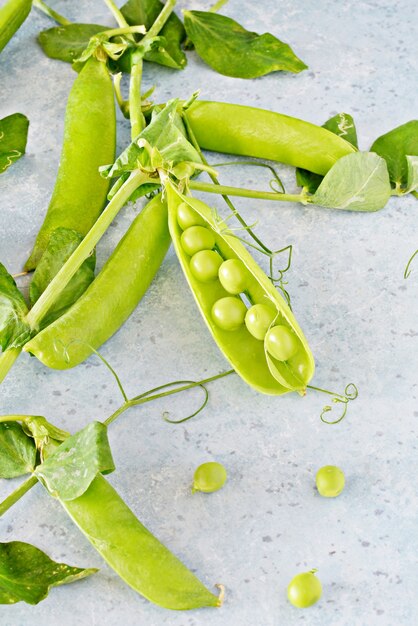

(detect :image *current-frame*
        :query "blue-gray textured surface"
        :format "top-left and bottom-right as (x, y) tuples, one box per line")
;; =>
(0, 0), (417, 624)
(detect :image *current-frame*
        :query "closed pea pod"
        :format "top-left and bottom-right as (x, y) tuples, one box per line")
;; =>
(185, 101), (356, 175)
(0, 0), (31, 54)
(61, 474), (221, 610)
(25, 57), (116, 270)
(24, 194), (170, 369)
(165, 182), (314, 395)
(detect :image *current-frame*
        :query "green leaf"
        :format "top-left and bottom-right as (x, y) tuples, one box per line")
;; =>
(121, 0), (187, 70)
(102, 100), (201, 183)
(0, 263), (31, 351)
(183, 10), (307, 78)
(35, 422), (115, 501)
(296, 113), (358, 193)
(0, 541), (97, 605)
(370, 120), (418, 187)
(29, 228), (96, 330)
(37, 24), (105, 63)
(312, 152), (392, 212)
(405, 155), (418, 193)
(0, 422), (36, 478)
(0, 113), (29, 174)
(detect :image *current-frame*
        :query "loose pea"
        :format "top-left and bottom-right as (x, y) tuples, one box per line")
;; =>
(180, 226), (215, 257)
(265, 325), (298, 361)
(315, 465), (345, 497)
(192, 462), (227, 493)
(190, 250), (223, 283)
(245, 303), (277, 340)
(211, 297), (247, 331)
(287, 570), (322, 608)
(218, 258), (248, 294)
(177, 202), (206, 230)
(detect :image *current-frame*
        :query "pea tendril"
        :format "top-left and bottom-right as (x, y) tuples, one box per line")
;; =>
(404, 248), (418, 279)
(307, 382), (359, 424)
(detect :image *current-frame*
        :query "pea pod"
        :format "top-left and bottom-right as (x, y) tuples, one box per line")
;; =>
(165, 183), (314, 395)
(185, 101), (356, 175)
(0, 0), (31, 54)
(60, 475), (220, 610)
(24, 194), (170, 368)
(25, 57), (116, 270)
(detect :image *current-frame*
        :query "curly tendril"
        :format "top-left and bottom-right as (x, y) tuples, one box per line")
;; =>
(404, 248), (418, 279)
(307, 383), (359, 424)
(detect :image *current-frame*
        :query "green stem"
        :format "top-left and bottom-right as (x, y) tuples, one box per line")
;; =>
(0, 348), (22, 384)
(102, 25), (147, 37)
(0, 476), (38, 517)
(102, 0), (130, 28)
(144, 0), (176, 40)
(189, 180), (305, 204)
(26, 170), (151, 329)
(32, 0), (71, 25)
(129, 51), (145, 138)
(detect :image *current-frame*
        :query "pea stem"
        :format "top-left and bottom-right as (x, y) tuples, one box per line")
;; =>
(32, 0), (71, 26)
(129, 51), (145, 138)
(127, 0), (176, 138)
(189, 180), (305, 204)
(0, 475), (38, 517)
(209, 0), (229, 12)
(0, 348), (22, 384)
(26, 170), (152, 330)
(102, 0), (130, 28)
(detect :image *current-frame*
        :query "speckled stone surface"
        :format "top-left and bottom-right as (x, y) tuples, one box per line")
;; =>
(1, 1), (417, 624)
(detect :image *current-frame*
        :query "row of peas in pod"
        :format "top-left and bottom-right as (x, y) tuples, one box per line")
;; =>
(165, 183), (315, 396)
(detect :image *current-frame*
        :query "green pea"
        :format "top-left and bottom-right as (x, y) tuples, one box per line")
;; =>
(190, 250), (223, 283)
(192, 462), (227, 493)
(245, 303), (277, 340)
(177, 202), (206, 230)
(180, 226), (215, 257)
(315, 465), (345, 497)
(211, 296), (247, 331)
(287, 570), (322, 608)
(218, 258), (248, 294)
(265, 325), (298, 361)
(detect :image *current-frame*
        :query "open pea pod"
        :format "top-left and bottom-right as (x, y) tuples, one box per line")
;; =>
(165, 182), (314, 395)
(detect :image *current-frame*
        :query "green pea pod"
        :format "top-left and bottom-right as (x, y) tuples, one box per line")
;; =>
(25, 57), (116, 270)
(0, 0), (31, 54)
(166, 183), (314, 395)
(60, 474), (220, 610)
(185, 101), (356, 176)
(24, 194), (170, 368)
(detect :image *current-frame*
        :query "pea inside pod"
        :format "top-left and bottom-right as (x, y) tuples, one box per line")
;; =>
(166, 182), (314, 395)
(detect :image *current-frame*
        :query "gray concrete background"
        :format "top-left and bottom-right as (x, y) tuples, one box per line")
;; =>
(0, 1), (417, 624)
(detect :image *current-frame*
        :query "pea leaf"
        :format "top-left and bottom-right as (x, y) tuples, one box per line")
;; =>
(121, 0), (186, 70)
(35, 422), (115, 501)
(311, 152), (392, 212)
(405, 155), (418, 193)
(0, 541), (97, 605)
(0, 113), (29, 174)
(101, 99), (201, 184)
(0, 263), (31, 351)
(183, 10), (307, 78)
(0, 422), (36, 478)
(296, 113), (358, 193)
(29, 228), (96, 330)
(370, 120), (418, 187)
(37, 24), (105, 64)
